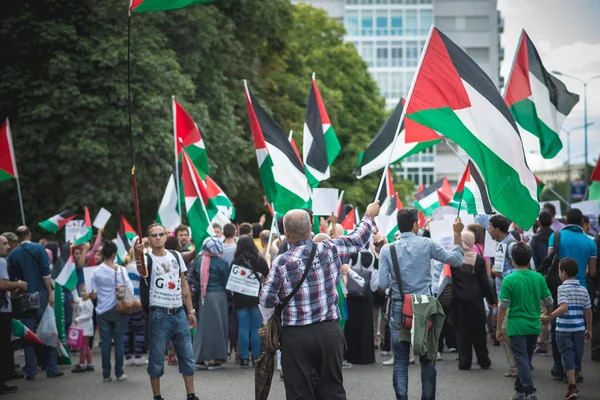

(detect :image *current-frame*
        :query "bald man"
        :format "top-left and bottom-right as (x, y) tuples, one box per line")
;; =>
(260, 201), (380, 400)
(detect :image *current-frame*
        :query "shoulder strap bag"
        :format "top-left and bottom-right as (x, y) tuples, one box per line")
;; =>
(115, 266), (142, 314)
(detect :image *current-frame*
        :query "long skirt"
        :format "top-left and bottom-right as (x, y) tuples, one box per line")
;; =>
(344, 292), (375, 365)
(193, 291), (229, 362)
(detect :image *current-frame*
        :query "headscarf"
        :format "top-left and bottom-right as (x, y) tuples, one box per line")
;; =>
(461, 230), (477, 268)
(200, 237), (223, 304)
(586, 212), (600, 236)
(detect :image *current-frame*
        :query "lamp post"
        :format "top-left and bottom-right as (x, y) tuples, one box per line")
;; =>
(551, 72), (600, 190)
(562, 122), (594, 204)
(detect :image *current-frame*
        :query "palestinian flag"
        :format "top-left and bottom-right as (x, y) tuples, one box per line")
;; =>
(55, 254), (78, 291)
(130, 0), (216, 13)
(117, 215), (137, 263)
(504, 30), (579, 159)
(156, 173), (182, 231)
(74, 207), (93, 245)
(289, 131), (303, 166)
(382, 193), (403, 243)
(39, 210), (75, 233)
(377, 168), (395, 207)
(303, 74), (341, 187)
(173, 98), (210, 177)
(182, 147), (217, 249)
(354, 98), (441, 179)
(589, 159), (600, 203)
(414, 178), (453, 217)
(12, 319), (43, 345)
(205, 175), (235, 221)
(404, 28), (539, 229)
(341, 208), (357, 232)
(453, 161), (495, 215)
(244, 81), (310, 214)
(0, 119), (18, 182)
(534, 174), (545, 200)
(437, 264), (452, 297)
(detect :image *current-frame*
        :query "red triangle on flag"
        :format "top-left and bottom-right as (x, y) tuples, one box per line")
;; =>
(83, 207), (91, 228)
(395, 192), (403, 210)
(341, 209), (355, 230)
(0, 120), (17, 180)
(503, 31), (532, 107)
(174, 99), (203, 154)
(437, 189), (452, 207)
(440, 177), (454, 199)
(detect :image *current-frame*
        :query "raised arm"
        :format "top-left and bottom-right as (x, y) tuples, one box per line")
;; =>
(331, 201), (380, 266)
(85, 228), (104, 264)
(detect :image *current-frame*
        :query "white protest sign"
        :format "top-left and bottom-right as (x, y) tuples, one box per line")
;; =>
(492, 241), (508, 273)
(93, 208), (112, 229)
(432, 206), (475, 225)
(429, 219), (454, 251)
(82, 266), (98, 289)
(484, 231), (497, 258)
(540, 200), (562, 218)
(65, 220), (87, 244)
(311, 188), (339, 216)
(225, 264), (261, 297)
(571, 200), (600, 217)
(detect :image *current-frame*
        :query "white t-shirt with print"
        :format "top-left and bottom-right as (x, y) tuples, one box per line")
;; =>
(146, 251), (187, 309)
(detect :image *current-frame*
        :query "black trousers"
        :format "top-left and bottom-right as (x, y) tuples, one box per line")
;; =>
(0, 312), (12, 384)
(453, 299), (491, 370)
(281, 320), (346, 400)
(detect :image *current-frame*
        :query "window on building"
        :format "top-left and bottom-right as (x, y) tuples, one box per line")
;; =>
(361, 11), (374, 36)
(361, 41), (374, 66)
(376, 42), (389, 67)
(345, 0), (359, 3)
(422, 146), (434, 162)
(375, 0), (389, 4)
(407, 167), (419, 184)
(391, 42), (403, 66)
(419, 0), (432, 3)
(390, 72), (403, 98)
(405, 0), (418, 4)
(375, 73), (390, 98)
(422, 167), (434, 185)
(419, 10), (432, 35)
(376, 11), (388, 36)
(345, 11), (359, 36)
(466, 47), (489, 63)
(406, 41), (418, 66)
(405, 10), (417, 35)
(390, 11), (403, 36)
(361, 0), (374, 4)
(390, 0), (403, 4)
(466, 16), (489, 31)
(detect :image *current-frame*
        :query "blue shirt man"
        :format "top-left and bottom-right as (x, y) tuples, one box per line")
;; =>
(549, 208), (597, 289)
(7, 241), (51, 294)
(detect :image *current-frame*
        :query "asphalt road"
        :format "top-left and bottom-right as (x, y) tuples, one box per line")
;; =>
(8, 343), (600, 400)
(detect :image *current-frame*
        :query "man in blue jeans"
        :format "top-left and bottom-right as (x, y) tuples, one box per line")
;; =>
(135, 224), (198, 400)
(379, 209), (464, 400)
(7, 226), (62, 380)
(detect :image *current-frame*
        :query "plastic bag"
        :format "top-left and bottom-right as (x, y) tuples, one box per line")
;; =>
(37, 306), (58, 347)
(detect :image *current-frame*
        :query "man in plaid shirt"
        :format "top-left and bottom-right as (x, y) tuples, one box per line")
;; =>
(260, 201), (380, 400)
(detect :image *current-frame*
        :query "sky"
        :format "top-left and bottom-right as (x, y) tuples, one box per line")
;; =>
(497, 0), (600, 173)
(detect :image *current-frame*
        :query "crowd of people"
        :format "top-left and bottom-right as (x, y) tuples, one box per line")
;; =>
(0, 200), (598, 400)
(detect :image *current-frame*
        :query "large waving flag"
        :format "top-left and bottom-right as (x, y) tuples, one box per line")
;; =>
(504, 30), (579, 159)
(244, 81), (310, 213)
(404, 27), (539, 229)
(74, 207), (93, 245)
(0, 119), (18, 183)
(130, 0), (217, 13)
(156, 173), (182, 231)
(55, 255), (78, 291)
(181, 147), (217, 249)
(117, 215), (138, 263)
(303, 75), (341, 187)
(173, 98), (210, 176)
(39, 210), (75, 233)
(453, 161), (495, 215)
(354, 99), (441, 179)
(414, 178), (453, 217)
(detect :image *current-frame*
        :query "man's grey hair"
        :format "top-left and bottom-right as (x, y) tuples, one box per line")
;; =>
(283, 210), (312, 236)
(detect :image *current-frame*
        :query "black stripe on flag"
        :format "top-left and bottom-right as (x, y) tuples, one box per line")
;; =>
(305, 84), (328, 174)
(248, 89), (304, 174)
(468, 161), (494, 214)
(414, 178), (444, 201)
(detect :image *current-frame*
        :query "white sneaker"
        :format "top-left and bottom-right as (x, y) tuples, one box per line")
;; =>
(134, 357), (148, 366)
(436, 352), (442, 361)
(116, 374), (128, 382)
(447, 347), (457, 353)
(125, 358), (135, 367)
(382, 356), (394, 366)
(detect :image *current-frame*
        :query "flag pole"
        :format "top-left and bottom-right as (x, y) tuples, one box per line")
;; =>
(6, 119), (26, 225)
(172, 96), (181, 217)
(374, 24), (436, 202)
(127, 13), (147, 276)
(442, 139), (467, 166)
(265, 203), (277, 256)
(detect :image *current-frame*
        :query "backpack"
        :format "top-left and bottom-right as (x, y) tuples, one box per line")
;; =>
(139, 250), (182, 316)
(536, 231), (561, 300)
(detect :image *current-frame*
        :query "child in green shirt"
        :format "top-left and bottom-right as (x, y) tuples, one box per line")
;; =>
(496, 242), (553, 400)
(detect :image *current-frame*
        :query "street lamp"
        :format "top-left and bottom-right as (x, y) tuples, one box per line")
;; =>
(551, 71), (600, 190)
(562, 122), (594, 204)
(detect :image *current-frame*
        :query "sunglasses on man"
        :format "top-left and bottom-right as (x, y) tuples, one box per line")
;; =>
(150, 232), (166, 238)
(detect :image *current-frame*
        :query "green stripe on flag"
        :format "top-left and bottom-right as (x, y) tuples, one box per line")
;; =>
(510, 99), (562, 159)
(0, 169), (14, 182)
(324, 126), (341, 165)
(132, 0), (216, 13)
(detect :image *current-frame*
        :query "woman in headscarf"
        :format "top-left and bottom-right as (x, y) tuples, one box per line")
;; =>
(451, 230), (496, 370)
(192, 237), (229, 370)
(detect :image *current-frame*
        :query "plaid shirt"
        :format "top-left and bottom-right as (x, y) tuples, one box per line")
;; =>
(259, 215), (374, 327)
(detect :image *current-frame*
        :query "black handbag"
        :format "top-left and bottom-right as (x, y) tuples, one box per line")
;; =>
(346, 268), (372, 299)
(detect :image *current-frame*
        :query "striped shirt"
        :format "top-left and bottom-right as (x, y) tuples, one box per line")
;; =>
(259, 215), (374, 327)
(556, 279), (591, 332)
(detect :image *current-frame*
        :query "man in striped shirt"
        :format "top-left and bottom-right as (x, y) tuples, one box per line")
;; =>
(541, 258), (592, 399)
(259, 201), (380, 400)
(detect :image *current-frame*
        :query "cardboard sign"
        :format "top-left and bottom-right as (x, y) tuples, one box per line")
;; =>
(311, 188), (339, 216)
(226, 264), (261, 297)
(92, 208), (112, 229)
(429, 219), (455, 251)
(484, 231), (497, 258)
(65, 220), (87, 244)
(492, 242), (506, 273)
(571, 200), (600, 217)
(82, 266), (98, 289)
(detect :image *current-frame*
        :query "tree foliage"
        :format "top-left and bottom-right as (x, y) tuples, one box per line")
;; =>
(0, 0), (407, 237)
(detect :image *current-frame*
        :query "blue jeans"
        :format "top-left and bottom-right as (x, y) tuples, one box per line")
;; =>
(390, 301), (436, 400)
(147, 310), (194, 378)
(97, 307), (129, 379)
(556, 330), (585, 373)
(22, 290), (60, 378)
(236, 306), (262, 360)
(510, 335), (537, 395)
